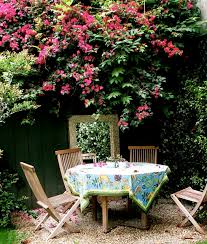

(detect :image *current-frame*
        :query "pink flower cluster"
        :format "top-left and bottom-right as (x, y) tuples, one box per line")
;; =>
(93, 161), (107, 167)
(60, 84), (71, 95)
(42, 82), (55, 91)
(0, 1), (37, 51)
(187, 1), (193, 10)
(136, 104), (151, 121)
(60, 9), (95, 54)
(111, 1), (142, 16)
(105, 15), (122, 31)
(0, 3), (16, 21)
(151, 39), (183, 58)
(151, 85), (160, 99)
(36, 38), (60, 64)
(118, 119), (129, 127)
(36, 46), (49, 65)
(0, 22), (36, 50)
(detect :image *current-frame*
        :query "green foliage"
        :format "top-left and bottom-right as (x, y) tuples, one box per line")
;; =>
(76, 122), (110, 161)
(0, 50), (36, 79)
(196, 204), (207, 224)
(0, 228), (27, 244)
(160, 76), (207, 191)
(0, 170), (28, 228)
(0, 51), (39, 124)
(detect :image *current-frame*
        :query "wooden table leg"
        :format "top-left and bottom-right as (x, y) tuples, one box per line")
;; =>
(141, 212), (149, 229)
(127, 196), (132, 214)
(92, 196), (98, 221)
(101, 196), (108, 233)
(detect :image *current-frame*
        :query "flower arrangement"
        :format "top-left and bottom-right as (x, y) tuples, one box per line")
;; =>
(107, 154), (127, 168)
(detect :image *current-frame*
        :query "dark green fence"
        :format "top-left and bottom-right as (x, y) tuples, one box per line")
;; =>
(0, 114), (69, 207)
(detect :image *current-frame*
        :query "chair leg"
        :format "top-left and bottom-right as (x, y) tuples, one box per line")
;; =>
(180, 202), (200, 227)
(127, 197), (132, 213)
(171, 194), (205, 234)
(62, 202), (74, 213)
(47, 199), (80, 240)
(35, 213), (49, 231)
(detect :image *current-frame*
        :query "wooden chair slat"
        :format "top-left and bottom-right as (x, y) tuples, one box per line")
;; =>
(128, 146), (159, 164)
(175, 192), (201, 202)
(55, 148), (83, 192)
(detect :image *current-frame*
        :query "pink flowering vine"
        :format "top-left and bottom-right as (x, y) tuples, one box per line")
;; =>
(42, 83), (55, 91)
(187, 1), (193, 10)
(136, 104), (152, 122)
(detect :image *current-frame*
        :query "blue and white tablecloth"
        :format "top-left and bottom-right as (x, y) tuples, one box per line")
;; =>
(64, 162), (170, 212)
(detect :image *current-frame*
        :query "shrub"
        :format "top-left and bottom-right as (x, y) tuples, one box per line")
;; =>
(0, 170), (29, 228)
(0, 50), (39, 124)
(76, 121), (110, 160)
(160, 77), (207, 191)
(0, 150), (29, 228)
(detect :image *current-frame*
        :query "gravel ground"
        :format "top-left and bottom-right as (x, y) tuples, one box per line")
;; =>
(16, 198), (207, 244)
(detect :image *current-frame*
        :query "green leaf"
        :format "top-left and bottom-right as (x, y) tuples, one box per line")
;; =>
(122, 83), (134, 88)
(138, 90), (147, 98)
(112, 67), (125, 77)
(121, 96), (133, 105)
(107, 91), (122, 99)
(109, 76), (123, 84)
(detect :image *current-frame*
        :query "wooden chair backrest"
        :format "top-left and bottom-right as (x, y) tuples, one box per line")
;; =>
(55, 148), (83, 191)
(20, 162), (52, 208)
(82, 153), (97, 163)
(128, 146), (159, 164)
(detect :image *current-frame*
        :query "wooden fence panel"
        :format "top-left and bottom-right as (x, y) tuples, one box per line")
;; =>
(0, 114), (69, 207)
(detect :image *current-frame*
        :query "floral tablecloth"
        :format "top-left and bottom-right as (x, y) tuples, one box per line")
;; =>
(64, 162), (170, 212)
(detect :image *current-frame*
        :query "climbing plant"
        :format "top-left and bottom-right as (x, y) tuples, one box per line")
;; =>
(0, 0), (202, 129)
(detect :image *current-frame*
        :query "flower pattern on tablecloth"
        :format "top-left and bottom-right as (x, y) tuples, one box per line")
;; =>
(64, 162), (170, 212)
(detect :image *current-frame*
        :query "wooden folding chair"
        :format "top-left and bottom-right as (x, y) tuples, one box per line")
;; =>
(55, 148), (83, 192)
(55, 148), (98, 221)
(171, 185), (207, 234)
(20, 162), (80, 240)
(128, 146), (159, 164)
(82, 153), (97, 163)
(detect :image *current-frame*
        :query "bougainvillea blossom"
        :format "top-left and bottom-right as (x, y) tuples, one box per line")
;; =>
(0, 0), (199, 130)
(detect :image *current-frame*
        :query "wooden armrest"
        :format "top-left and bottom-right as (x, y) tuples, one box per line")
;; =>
(37, 201), (49, 209)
